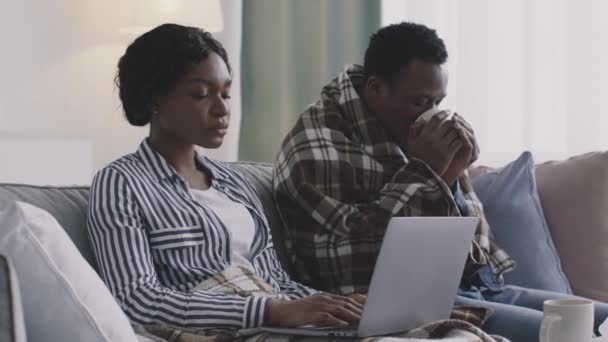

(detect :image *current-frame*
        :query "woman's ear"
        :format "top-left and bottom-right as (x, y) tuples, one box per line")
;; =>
(148, 101), (160, 116)
(150, 93), (169, 116)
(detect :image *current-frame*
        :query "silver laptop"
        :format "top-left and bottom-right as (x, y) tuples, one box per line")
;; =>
(261, 217), (478, 338)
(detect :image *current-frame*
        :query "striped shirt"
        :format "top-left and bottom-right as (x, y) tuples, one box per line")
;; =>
(87, 139), (317, 331)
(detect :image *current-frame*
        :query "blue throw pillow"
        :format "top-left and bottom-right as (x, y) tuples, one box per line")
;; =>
(472, 152), (572, 293)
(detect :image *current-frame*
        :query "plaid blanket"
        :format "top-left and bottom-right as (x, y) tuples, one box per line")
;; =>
(134, 321), (510, 342)
(133, 266), (509, 342)
(273, 64), (514, 295)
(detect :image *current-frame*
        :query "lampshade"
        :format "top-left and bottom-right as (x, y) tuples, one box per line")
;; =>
(120, 0), (224, 34)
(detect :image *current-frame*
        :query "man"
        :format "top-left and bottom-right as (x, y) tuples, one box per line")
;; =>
(273, 22), (608, 341)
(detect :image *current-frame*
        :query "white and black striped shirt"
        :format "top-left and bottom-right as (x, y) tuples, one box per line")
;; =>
(87, 139), (317, 330)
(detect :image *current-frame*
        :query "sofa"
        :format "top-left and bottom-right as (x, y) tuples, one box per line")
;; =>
(0, 162), (292, 341)
(1, 154), (606, 341)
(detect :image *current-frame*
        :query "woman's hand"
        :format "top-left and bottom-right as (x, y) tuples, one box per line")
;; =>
(267, 293), (365, 328)
(348, 293), (367, 306)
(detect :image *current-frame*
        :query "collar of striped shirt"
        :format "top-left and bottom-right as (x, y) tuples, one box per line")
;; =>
(136, 138), (229, 182)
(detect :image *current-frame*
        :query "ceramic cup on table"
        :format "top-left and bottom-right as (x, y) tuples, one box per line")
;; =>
(540, 299), (594, 342)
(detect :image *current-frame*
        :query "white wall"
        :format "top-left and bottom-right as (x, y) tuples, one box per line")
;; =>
(0, 0), (242, 185)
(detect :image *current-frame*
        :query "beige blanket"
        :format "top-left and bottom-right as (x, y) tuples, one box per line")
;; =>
(133, 266), (509, 342)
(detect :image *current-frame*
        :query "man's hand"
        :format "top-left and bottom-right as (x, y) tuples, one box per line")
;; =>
(407, 112), (463, 177)
(267, 293), (364, 328)
(441, 113), (479, 186)
(454, 113), (480, 165)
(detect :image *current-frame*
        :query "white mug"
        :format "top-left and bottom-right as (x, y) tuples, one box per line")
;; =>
(540, 299), (594, 342)
(415, 107), (453, 123)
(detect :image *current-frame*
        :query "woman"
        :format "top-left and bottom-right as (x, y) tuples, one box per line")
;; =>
(87, 23), (364, 331)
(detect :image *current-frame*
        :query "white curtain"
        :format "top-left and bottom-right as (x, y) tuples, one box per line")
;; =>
(0, 0), (241, 185)
(382, 0), (608, 167)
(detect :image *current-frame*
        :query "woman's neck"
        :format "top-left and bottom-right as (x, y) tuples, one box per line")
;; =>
(148, 131), (197, 174)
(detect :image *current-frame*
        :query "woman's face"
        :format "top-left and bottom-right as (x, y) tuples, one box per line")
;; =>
(153, 52), (232, 149)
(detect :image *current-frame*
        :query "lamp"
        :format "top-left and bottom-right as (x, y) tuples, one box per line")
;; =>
(120, 0), (224, 34)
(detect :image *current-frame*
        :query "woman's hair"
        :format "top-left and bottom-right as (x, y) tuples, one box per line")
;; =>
(116, 23), (231, 126)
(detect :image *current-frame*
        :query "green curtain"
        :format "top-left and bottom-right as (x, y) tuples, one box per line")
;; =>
(239, 0), (380, 162)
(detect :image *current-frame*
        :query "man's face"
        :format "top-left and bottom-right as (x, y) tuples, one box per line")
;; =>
(372, 59), (448, 147)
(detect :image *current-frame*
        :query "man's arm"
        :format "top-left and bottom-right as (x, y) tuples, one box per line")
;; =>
(273, 111), (467, 293)
(273, 112), (460, 238)
(274, 133), (461, 294)
(275, 155), (457, 238)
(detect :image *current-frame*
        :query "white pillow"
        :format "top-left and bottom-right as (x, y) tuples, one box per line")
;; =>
(1, 254), (27, 342)
(0, 200), (137, 342)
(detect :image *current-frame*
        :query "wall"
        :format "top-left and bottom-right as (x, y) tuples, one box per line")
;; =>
(0, 0), (242, 185)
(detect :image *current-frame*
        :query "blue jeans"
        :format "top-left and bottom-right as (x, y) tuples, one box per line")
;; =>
(455, 285), (608, 342)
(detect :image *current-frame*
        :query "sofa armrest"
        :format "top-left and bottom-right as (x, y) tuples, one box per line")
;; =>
(0, 255), (27, 342)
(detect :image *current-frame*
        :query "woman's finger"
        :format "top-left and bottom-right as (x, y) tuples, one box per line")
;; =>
(312, 312), (349, 328)
(328, 294), (364, 312)
(349, 293), (367, 305)
(323, 304), (361, 325)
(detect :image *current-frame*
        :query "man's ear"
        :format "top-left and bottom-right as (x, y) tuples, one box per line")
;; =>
(365, 75), (389, 99)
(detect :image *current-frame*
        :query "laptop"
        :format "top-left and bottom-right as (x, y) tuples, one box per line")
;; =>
(260, 217), (478, 338)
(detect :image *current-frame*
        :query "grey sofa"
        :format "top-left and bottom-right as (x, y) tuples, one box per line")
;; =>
(0, 162), (292, 341)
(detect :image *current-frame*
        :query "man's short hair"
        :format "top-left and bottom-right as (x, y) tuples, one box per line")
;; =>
(364, 22), (448, 83)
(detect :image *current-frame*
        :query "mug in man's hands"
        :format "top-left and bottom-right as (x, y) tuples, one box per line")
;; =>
(415, 107), (453, 123)
(540, 299), (594, 342)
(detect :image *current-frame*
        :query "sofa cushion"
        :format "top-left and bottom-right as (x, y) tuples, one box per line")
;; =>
(0, 184), (95, 270)
(472, 152), (572, 293)
(536, 152), (608, 301)
(0, 199), (137, 342)
(0, 162), (289, 276)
